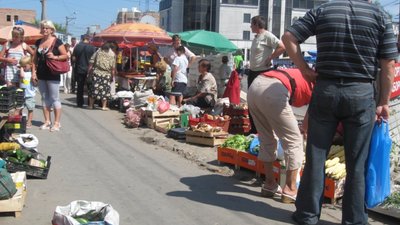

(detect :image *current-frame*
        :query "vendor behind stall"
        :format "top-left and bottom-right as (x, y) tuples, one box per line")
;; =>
(183, 59), (217, 109)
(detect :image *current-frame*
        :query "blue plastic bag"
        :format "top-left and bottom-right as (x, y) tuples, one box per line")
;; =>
(248, 135), (259, 156)
(365, 120), (392, 208)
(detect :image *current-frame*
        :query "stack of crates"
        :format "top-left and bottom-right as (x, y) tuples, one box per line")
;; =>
(223, 104), (251, 134)
(0, 87), (15, 113)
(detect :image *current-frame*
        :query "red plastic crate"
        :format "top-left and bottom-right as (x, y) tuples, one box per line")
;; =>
(237, 151), (257, 171)
(257, 159), (281, 182)
(217, 147), (238, 165)
(189, 116), (230, 132)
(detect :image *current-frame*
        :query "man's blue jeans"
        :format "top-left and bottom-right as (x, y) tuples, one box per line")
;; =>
(294, 79), (375, 225)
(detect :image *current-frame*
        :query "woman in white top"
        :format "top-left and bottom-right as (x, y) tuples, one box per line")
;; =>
(0, 26), (35, 87)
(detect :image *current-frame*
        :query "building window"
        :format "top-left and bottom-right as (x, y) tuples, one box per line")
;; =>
(6, 15), (11, 22)
(243, 31), (250, 40)
(243, 13), (251, 23)
(14, 15), (19, 22)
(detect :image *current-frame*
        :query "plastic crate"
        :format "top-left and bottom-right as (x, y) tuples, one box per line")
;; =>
(15, 89), (25, 108)
(189, 116), (230, 132)
(5, 156), (51, 179)
(0, 87), (16, 112)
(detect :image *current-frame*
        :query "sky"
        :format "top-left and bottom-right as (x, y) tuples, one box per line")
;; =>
(0, 0), (160, 37)
(0, 0), (398, 38)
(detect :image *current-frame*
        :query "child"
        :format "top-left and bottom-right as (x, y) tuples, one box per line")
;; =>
(169, 46), (188, 107)
(153, 59), (172, 98)
(19, 56), (37, 129)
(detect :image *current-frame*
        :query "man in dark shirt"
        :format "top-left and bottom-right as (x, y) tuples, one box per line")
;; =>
(72, 35), (96, 108)
(282, 0), (397, 224)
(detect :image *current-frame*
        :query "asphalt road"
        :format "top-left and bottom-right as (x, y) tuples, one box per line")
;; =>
(0, 93), (398, 225)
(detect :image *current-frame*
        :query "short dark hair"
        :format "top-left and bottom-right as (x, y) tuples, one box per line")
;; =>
(176, 45), (185, 54)
(222, 56), (228, 63)
(199, 59), (211, 72)
(172, 34), (181, 41)
(251, 15), (267, 29)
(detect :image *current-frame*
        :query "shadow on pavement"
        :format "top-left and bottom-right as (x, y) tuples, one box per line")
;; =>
(167, 174), (338, 225)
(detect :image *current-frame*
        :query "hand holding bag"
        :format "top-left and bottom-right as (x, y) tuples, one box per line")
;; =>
(365, 120), (392, 208)
(46, 39), (70, 75)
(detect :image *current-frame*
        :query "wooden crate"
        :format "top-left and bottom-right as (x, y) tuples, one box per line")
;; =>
(153, 118), (179, 133)
(145, 110), (181, 129)
(0, 172), (27, 217)
(217, 147), (238, 166)
(185, 130), (228, 147)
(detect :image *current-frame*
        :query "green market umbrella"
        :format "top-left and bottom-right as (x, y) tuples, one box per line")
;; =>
(178, 30), (237, 54)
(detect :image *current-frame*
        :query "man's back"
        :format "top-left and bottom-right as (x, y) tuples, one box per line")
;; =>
(287, 0), (397, 79)
(73, 42), (96, 74)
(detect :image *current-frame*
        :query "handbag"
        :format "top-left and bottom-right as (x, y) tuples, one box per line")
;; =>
(45, 39), (70, 75)
(365, 120), (392, 208)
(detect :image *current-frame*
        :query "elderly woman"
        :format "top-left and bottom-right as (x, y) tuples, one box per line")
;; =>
(87, 42), (116, 110)
(183, 59), (217, 108)
(33, 20), (68, 132)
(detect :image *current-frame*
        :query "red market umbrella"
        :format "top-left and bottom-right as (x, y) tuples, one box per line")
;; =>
(0, 25), (43, 44)
(91, 23), (172, 48)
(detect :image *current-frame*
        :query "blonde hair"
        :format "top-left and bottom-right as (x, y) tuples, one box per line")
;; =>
(155, 60), (167, 73)
(19, 56), (32, 67)
(40, 20), (56, 32)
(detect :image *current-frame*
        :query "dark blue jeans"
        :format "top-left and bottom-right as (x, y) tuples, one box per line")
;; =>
(294, 79), (375, 225)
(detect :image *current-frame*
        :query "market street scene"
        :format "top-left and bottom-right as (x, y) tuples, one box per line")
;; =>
(0, 0), (399, 225)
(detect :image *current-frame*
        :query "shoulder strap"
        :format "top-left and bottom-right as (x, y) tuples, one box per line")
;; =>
(265, 68), (297, 105)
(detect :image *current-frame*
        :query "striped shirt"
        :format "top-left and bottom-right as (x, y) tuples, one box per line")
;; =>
(286, 0), (398, 80)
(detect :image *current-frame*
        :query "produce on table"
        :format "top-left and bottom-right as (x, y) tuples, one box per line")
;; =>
(189, 122), (223, 133)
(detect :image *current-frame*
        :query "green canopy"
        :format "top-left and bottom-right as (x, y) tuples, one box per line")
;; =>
(177, 30), (238, 54)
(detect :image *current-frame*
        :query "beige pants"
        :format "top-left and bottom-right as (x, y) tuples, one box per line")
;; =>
(247, 76), (304, 170)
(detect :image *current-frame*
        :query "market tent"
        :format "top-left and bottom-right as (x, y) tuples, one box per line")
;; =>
(0, 25), (42, 45)
(91, 23), (172, 48)
(177, 30), (237, 55)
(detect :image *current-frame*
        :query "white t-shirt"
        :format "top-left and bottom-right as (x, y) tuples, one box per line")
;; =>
(162, 46), (195, 65)
(172, 55), (188, 83)
(20, 71), (36, 98)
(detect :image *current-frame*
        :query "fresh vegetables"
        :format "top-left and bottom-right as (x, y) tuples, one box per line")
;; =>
(325, 145), (346, 180)
(221, 134), (252, 151)
(0, 142), (21, 151)
(383, 191), (400, 209)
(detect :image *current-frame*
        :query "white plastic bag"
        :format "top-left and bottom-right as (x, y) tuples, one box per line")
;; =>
(52, 200), (119, 225)
(16, 133), (39, 149)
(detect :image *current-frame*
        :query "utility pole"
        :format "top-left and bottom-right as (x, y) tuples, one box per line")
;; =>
(40, 0), (46, 20)
(65, 12), (77, 35)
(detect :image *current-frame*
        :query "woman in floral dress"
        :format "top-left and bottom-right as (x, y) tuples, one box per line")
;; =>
(87, 42), (116, 110)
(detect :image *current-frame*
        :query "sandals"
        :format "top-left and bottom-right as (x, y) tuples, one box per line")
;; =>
(50, 123), (61, 132)
(40, 122), (51, 130)
(102, 107), (110, 111)
(261, 184), (282, 198)
(281, 193), (297, 204)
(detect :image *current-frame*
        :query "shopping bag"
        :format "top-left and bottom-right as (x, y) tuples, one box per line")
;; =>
(157, 96), (170, 114)
(365, 120), (392, 208)
(223, 70), (241, 104)
(52, 200), (119, 225)
(0, 168), (17, 200)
